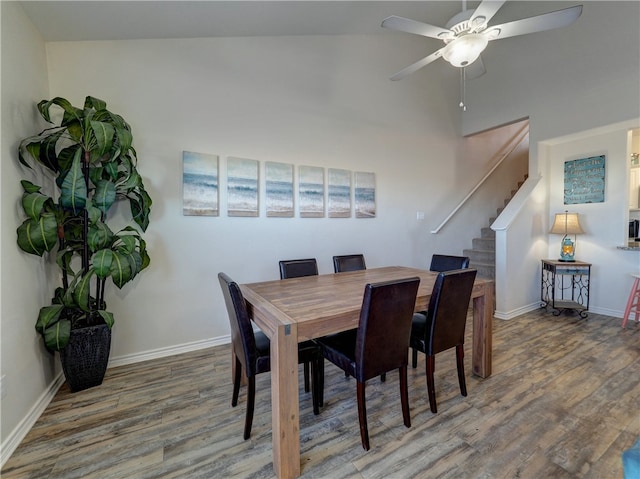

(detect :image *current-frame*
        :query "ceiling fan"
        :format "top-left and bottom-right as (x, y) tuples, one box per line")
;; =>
(381, 1), (583, 81)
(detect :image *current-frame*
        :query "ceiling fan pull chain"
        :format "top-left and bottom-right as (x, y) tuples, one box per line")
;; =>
(459, 68), (467, 111)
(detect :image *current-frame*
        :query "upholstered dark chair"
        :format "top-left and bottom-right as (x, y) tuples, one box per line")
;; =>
(333, 254), (366, 273)
(279, 258), (318, 279)
(316, 277), (420, 450)
(218, 273), (322, 439)
(278, 258), (319, 393)
(410, 268), (477, 413)
(429, 254), (470, 272)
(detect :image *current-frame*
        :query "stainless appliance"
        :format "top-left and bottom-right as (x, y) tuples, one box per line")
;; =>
(630, 220), (639, 239)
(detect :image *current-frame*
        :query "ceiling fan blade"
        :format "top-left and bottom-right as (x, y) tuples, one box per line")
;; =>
(381, 15), (452, 40)
(486, 4), (583, 41)
(470, 0), (506, 29)
(389, 48), (444, 81)
(465, 56), (487, 80)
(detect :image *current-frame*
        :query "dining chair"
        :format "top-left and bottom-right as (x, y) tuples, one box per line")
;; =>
(278, 257), (319, 393)
(315, 276), (420, 450)
(410, 268), (477, 413)
(218, 273), (322, 439)
(333, 254), (366, 273)
(279, 258), (318, 279)
(429, 254), (470, 272)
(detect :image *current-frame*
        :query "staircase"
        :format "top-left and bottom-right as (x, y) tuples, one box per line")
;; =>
(464, 176), (528, 279)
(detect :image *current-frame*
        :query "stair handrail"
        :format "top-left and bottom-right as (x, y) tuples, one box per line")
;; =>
(430, 122), (529, 234)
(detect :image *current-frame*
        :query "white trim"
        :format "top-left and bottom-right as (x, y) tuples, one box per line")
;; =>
(1, 373), (65, 468)
(494, 302), (541, 320)
(0, 334), (232, 467)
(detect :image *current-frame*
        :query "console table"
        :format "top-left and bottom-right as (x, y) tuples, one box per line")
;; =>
(540, 259), (591, 318)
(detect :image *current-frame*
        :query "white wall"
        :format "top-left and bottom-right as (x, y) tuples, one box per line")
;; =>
(41, 33), (492, 361)
(461, 1), (640, 317)
(0, 1), (57, 463)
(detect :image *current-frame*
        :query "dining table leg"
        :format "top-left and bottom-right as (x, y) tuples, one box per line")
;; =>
(472, 281), (494, 378)
(270, 321), (301, 479)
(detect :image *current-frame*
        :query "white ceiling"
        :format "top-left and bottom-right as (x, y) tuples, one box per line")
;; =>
(19, 1), (577, 42)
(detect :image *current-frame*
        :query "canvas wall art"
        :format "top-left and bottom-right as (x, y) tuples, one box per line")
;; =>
(564, 155), (605, 205)
(265, 162), (294, 217)
(328, 168), (351, 218)
(354, 171), (376, 218)
(299, 166), (325, 218)
(227, 157), (259, 217)
(182, 151), (219, 216)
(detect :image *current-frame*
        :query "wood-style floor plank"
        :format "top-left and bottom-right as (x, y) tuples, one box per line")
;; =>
(3, 309), (639, 478)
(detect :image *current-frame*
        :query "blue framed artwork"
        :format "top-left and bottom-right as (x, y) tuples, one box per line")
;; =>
(182, 151), (219, 216)
(227, 157), (259, 217)
(354, 172), (376, 218)
(266, 162), (294, 217)
(299, 166), (325, 218)
(564, 155), (605, 205)
(328, 168), (351, 218)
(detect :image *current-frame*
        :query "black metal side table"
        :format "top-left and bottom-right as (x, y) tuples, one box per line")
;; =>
(540, 259), (591, 318)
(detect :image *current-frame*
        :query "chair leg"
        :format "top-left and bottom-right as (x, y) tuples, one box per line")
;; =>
(411, 348), (418, 368)
(426, 354), (437, 413)
(311, 358), (321, 415)
(243, 376), (256, 440)
(319, 359), (325, 407)
(399, 365), (411, 428)
(304, 361), (310, 393)
(356, 381), (370, 451)
(380, 373), (386, 382)
(456, 344), (467, 397)
(622, 277), (640, 328)
(232, 356), (242, 407)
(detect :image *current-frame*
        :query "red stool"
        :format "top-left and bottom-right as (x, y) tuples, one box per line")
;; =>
(622, 274), (640, 328)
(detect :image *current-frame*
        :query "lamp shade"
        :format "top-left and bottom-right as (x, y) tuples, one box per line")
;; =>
(549, 212), (584, 235)
(442, 34), (488, 67)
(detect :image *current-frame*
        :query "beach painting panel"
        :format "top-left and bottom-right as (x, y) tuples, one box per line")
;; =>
(328, 168), (351, 218)
(227, 157), (259, 217)
(299, 166), (325, 218)
(355, 172), (376, 218)
(182, 151), (219, 216)
(266, 162), (294, 217)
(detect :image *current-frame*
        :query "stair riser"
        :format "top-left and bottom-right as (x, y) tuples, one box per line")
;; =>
(473, 238), (495, 251)
(464, 249), (495, 263)
(481, 227), (495, 239)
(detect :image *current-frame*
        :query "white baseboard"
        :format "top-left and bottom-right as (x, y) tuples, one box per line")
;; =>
(494, 302), (541, 320)
(0, 334), (232, 468)
(1, 373), (65, 468)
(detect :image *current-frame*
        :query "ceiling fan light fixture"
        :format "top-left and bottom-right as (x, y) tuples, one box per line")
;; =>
(441, 33), (488, 67)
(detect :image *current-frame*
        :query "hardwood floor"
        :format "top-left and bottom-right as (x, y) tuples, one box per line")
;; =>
(3, 309), (639, 478)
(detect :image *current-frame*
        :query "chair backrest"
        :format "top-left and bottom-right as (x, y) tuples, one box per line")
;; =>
(279, 258), (318, 279)
(333, 254), (366, 273)
(429, 254), (470, 272)
(218, 273), (259, 376)
(354, 277), (420, 382)
(424, 269), (477, 355)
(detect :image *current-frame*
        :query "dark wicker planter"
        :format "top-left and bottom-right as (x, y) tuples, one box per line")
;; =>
(60, 323), (112, 392)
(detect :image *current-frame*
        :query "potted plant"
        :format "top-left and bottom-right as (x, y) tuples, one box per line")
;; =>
(16, 96), (152, 392)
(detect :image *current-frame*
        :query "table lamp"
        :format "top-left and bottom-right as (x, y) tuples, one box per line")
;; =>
(549, 211), (584, 262)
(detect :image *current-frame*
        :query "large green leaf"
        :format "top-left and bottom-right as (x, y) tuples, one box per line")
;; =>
(93, 179), (116, 214)
(84, 96), (107, 111)
(16, 214), (58, 256)
(116, 235), (136, 254)
(92, 249), (114, 279)
(40, 129), (65, 173)
(20, 180), (42, 194)
(129, 189), (152, 232)
(110, 251), (133, 288)
(21, 191), (51, 221)
(89, 120), (115, 156)
(37, 97), (80, 125)
(97, 310), (115, 329)
(60, 149), (87, 213)
(87, 221), (113, 251)
(35, 305), (64, 334)
(57, 144), (81, 172)
(43, 319), (71, 351)
(115, 127), (133, 156)
(74, 270), (95, 312)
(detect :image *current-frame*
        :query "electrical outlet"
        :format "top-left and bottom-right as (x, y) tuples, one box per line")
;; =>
(0, 375), (6, 399)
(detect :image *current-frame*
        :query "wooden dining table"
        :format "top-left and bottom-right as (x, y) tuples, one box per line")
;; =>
(240, 266), (494, 479)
